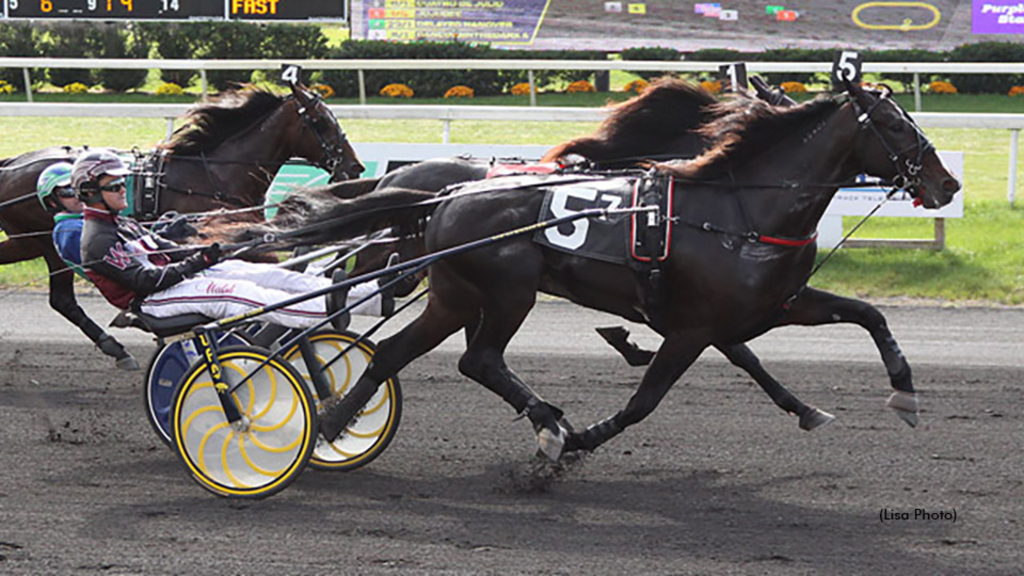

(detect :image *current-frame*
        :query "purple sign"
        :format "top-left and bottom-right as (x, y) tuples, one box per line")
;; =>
(973, 1), (1024, 34)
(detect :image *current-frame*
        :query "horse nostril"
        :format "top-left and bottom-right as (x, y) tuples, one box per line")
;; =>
(942, 177), (961, 194)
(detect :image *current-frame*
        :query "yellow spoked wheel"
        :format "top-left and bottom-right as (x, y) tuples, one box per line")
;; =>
(171, 346), (317, 499)
(282, 331), (402, 472)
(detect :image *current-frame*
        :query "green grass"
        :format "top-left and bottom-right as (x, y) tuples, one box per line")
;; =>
(0, 92), (1021, 304)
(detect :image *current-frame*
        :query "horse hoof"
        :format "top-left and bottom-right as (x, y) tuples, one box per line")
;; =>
(536, 424), (566, 462)
(887, 391), (919, 428)
(799, 408), (836, 431)
(115, 355), (141, 371)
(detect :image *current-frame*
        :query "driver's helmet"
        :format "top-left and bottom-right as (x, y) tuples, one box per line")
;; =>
(36, 162), (74, 213)
(71, 149), (130, 199)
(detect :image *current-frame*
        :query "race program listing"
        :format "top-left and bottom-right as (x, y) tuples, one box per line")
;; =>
(360, 0), (550, 44)
(879, 508), (957, 523)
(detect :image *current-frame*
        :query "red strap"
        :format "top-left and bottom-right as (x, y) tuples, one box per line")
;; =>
(758, 231), (818, 247)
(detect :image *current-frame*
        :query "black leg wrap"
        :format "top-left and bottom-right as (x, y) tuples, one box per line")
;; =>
(523, 398), (564, 435)
(319, 377), (380, 442)
(97, 333), (140, 371)
(566, 416), (622, 452)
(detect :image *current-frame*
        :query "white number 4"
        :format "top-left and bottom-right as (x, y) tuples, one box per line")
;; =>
(280, 65), (302, 86)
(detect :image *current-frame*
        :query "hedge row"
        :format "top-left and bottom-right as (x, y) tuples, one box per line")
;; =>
(621, 45), (1024, 94)
(1, 21), (1022, 94)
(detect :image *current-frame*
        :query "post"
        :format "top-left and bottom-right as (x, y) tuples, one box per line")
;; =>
(1009, 129), (1019, 206)
(442, 118), (451, 144)
(528, 70), (536, 107)
(200, 69), (208, 101)
(933, 218), (945, 250)
(358, 70), (366, 105)
(913, 72), (921, 112)
(165, 118), (175, 141)
(22, 67), (32, 103)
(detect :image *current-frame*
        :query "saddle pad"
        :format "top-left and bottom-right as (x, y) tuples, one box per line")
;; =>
(532, 177), (636, 265)
(485, 161), (559, 179)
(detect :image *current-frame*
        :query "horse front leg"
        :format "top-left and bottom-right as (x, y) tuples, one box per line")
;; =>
(566, 335), (705, 454)
(595, 325), (831, 431)
(717, 343), (834, 431)
(778, 287), (918, 427)
(319, 292), (471, 442)
(42, 251), (139, 371)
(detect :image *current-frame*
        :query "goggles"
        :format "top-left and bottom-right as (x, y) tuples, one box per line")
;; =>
(54, 186), (77, 198)
(99, 178), (127, 193)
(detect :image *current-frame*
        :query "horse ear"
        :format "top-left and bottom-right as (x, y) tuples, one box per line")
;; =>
(289, 81), (311, 105)
(842, 76), (872, 109)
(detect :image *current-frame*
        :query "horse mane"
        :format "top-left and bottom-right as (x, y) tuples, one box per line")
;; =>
(159, 87), (288, 156)
(661, 93), (844, 181)
(541, 77), (719, 163)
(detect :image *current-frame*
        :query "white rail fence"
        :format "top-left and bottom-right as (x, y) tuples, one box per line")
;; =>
(0, 101), (1019, 205)
(2, 57), (1024, 109)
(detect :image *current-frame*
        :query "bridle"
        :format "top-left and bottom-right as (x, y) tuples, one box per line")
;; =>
(848, 85), (934, 196)
(294, 91), (352, 177)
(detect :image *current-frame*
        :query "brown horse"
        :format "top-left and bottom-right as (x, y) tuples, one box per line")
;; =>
(233, 80), (960, 462)
(0, 82), (362, 368)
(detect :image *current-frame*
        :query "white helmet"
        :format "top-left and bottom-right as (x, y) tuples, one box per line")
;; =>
(71, 149), (130, 195)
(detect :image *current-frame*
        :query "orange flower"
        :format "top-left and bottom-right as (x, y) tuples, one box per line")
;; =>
(566, 80), (596, 93)
(1009, 86), (1024, 97)
(623, 79), (649, 94)
(444, 85), (475, 98)
(928, 81), (957, 94)
(379, 83), (414, 98)
(511, 82), (532, 95)
(700, 80), (722, 94)
(780, 81), (807, 93)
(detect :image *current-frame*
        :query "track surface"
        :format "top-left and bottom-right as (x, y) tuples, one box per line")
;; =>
(1, 292), (1022, 574)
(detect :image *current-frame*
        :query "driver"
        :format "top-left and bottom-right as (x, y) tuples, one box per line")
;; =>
(74, 149), (390, 330)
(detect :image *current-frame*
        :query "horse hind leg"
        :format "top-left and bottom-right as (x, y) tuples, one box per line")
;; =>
(457, 296), (572, 462)
(778, 288), (918, 427)
(717, 343), (835, 431)
(42, 251), (139, 370)
(566, 335), (705, 454)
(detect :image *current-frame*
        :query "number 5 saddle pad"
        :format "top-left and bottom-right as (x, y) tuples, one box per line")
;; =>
(532, 174), (674, 264)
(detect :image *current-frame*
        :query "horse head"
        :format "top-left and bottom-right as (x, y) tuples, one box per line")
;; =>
(289, 82), (365, 182)
(843, 79), (960, 209)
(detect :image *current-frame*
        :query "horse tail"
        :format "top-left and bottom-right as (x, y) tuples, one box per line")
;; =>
(322, 176), (383, 199)
(221, 187), (439, 252)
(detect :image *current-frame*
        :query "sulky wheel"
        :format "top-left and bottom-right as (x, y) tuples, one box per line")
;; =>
(281, 331), (402, 472)
(144, 331), (251, 447)
(170, 345), (317, 499)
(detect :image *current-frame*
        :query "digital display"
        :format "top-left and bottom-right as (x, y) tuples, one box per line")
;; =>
(7, 0), (223, 20)
(229, 0), (347, 21)
(5, 0), (345, 21)
(350, 0), (1024, 50)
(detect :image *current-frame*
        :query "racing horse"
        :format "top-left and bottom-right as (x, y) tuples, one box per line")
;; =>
(267, 77), (896, 433)
(235, 80), (960, 461)
(0, 82), (362, 368)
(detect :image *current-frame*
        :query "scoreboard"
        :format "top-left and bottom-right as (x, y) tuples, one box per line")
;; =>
(3, 0), (347, 21)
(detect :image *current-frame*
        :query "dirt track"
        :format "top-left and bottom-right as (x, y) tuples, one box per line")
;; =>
(0, 293), (1022, 574)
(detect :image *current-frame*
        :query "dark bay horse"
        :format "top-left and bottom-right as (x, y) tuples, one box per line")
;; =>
(0, 82), (362, 368)
(235, 80), (959, 462)
(293, 78), (904, 433)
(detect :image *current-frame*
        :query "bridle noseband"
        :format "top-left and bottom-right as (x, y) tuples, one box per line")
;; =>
(848, 86), (934, 196)
(295, 92), (351, 176)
